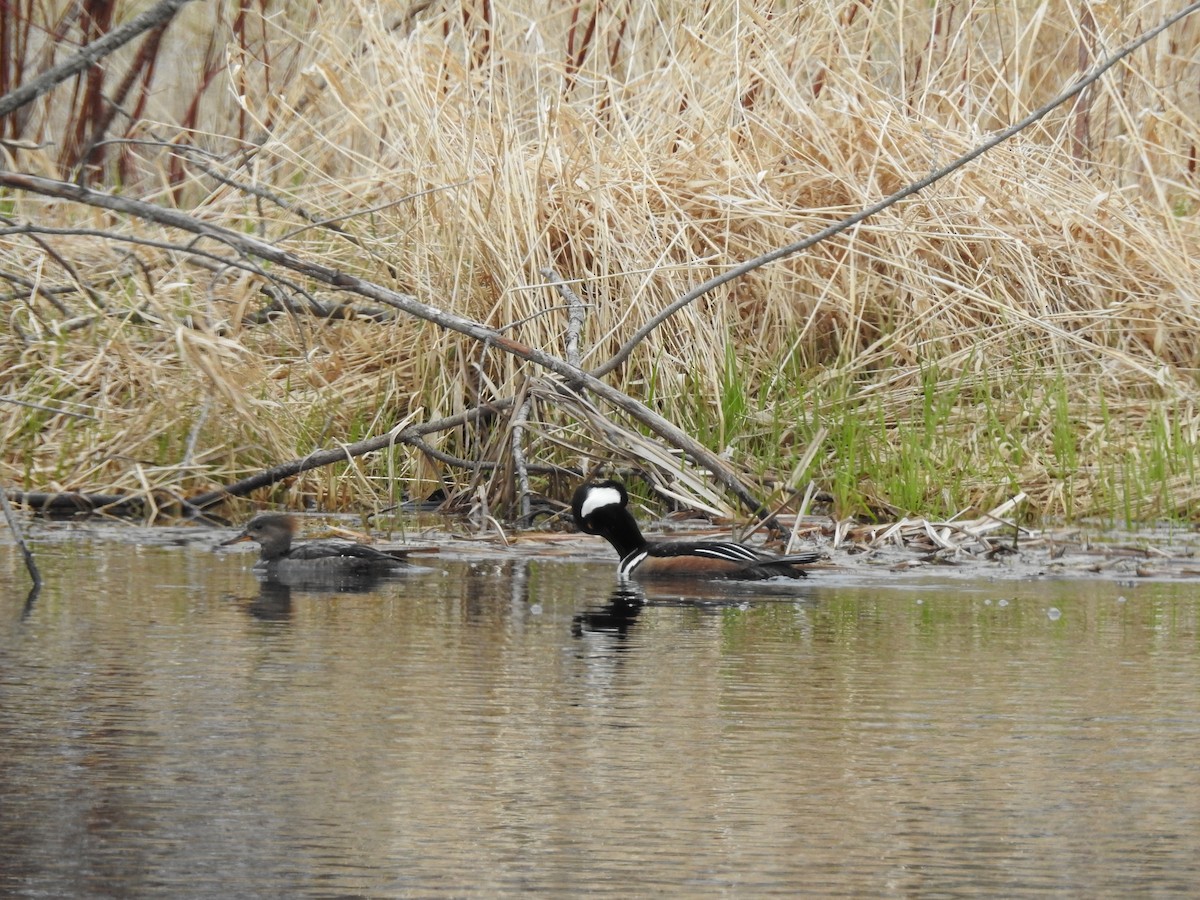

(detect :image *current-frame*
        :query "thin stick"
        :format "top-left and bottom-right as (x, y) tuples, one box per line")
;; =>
(540, 267), (587, 369)
(0, 397), (97, 419)
(0, 0), (199, 119)
(785, 481), (817, 556)
(510, 393), (534, 523)
(182, 402), (509, 511)
(589, 0), (1200, 378)
(0, 486), (41, 590)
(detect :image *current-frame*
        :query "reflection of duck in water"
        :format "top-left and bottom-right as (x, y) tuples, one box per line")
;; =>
(572, 480), (822, 581)
(246, 581), (293, 621)
(220, 514), (411, 584)
(572, 586), (644, 638)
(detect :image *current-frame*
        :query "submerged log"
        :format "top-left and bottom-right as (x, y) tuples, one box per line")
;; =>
(5, 490), (228, 523)
(8, 491), (139, 514)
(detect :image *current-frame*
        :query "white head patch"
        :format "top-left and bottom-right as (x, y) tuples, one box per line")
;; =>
(580, 485), (624, 519)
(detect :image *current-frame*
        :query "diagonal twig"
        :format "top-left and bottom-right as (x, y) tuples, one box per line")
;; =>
(0, 485), (41, 592)
(588, 0), (1200, 378)
(0, 0), (199, 120)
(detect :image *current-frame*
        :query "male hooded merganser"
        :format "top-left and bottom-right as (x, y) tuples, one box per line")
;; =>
(220, 514), (409, 579)
(572, 480), (821, 580)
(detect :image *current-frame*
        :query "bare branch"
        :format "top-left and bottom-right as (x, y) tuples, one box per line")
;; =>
(0, 0), (199, 120)
(510, 390), (534, 523)
(0, 170), (770, 517)
(182, 402), (513, 511)
(0, 219), (107, 309)
(0, 485), (41, 591)
(589, 0), (1200, 378)
(540, 267), (587, 369)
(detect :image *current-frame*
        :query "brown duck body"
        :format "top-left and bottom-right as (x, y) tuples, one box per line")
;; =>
(221, 514), (409, 581)
(571, 481), (821, 581)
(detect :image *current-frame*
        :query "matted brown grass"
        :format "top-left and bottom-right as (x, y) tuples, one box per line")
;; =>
(1, 0), (1198, 522)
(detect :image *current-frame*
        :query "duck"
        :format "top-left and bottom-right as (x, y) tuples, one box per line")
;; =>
(571, 480), (821, 580)
(220, 513), (410, 581)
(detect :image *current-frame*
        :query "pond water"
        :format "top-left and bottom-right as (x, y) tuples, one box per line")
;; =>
(2, 521), (1200, 897)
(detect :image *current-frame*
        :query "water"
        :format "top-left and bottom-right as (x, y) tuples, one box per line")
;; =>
(2, 523), (1200, 896)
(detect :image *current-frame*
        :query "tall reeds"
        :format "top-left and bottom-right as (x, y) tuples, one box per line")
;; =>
(1, 0), (1198, 522)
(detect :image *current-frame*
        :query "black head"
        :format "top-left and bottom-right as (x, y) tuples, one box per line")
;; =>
(571, 480), (629, 534)
(571, 480), (646, 559)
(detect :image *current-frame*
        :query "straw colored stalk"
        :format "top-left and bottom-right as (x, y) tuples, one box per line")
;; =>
(1, 0), (1198, 520)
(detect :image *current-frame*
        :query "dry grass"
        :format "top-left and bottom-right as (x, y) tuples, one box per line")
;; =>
(1, 0), (1199, 523)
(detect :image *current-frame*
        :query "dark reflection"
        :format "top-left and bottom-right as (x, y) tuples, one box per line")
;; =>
(22, 583), (41, 618)
(246, 581), (293, 621)
(233, 573), (400, 621)
(248, 566), (399, 593)
(256, 570), (398, 592)
(572, 585), (645, 639)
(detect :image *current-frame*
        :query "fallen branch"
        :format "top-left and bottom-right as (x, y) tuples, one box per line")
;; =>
(0, 170), (769, 517)
(181, 402), (510, 512)
(6, 491), (129, 511)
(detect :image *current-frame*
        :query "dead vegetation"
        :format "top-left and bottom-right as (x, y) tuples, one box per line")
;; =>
(1, 0), (1199, 527)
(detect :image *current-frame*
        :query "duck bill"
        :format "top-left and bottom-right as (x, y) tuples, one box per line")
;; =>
(219, 531), (252, 547)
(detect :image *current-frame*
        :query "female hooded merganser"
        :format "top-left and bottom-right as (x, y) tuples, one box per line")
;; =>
(572, 480), (821, 580)
(220, 514), (409, 579)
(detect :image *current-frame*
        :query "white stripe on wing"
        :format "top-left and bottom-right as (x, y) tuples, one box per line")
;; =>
(618, 550), (648, 579)
(689, 543), (763, 563)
